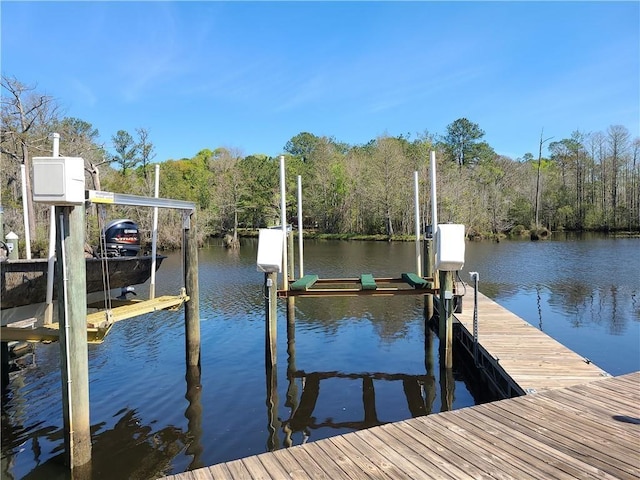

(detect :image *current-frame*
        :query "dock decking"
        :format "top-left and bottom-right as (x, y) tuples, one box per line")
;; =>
(452, 289), (610, 396)
(162, 285), (635, 480)
(165, 372), (639, 479)
(162, 286), (638, 480)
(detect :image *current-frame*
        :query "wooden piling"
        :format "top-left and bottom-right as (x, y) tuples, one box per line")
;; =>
(438, 270), (454, 368)
(266, 272), (278, 367)
(184, 211), (200, 367)
(289, 373), (320, 431)
(56, 205), (91, 468)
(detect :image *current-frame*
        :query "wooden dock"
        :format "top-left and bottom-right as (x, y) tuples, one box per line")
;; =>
(164, 371), (639, 479)
(161, 286), (638, 480)
(451, 289), (610, 397)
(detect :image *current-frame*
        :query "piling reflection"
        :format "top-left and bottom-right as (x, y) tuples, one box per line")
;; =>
(439, 366), (455, 412)
(283, 303), (299, 448)
(266, 318), (437, 450)
(281, 371), (436, 434)
(184, 365), (204, 471)
(424, 326), (435, 376)
(266, 305), (437, 451)
(423, 328), (438, 411)
(265, 363), (281, 451)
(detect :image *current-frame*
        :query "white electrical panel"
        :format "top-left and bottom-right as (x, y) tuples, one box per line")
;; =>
(256, 228), (283, 273)
(436, 224), (465, 271)
(32, 157), (86, 205)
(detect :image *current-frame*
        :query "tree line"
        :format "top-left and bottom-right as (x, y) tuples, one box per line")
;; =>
(2, 75), (639, 253)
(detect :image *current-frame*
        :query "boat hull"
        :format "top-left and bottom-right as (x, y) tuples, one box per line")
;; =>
(1, 255), (165, 309)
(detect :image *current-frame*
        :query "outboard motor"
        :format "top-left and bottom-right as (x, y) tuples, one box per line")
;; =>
(102, 219), (140, 257)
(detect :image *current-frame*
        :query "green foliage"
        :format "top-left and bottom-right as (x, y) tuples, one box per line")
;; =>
(508, 197), (533, 228)
(160, 158), (212, 208)
(111, 130), (139, 175)
(284, 132), (322, 160)
(238, 155), (278, 227)
(441, 118), (488, 167)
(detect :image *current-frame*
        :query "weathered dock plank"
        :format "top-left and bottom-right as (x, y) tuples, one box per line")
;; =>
(378, 421), (473, 479)
(314, 435), (378, 480)
(166, 372), (640, 480)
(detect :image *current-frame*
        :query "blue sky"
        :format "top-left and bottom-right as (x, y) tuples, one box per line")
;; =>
(2, 1), (638, 162)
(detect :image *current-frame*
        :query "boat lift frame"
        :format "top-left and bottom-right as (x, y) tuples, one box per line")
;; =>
(85, 188), (198, 332)
(86, 189), (196, 213)
(2, 190), (198, 344)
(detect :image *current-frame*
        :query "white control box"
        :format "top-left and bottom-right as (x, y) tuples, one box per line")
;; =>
(436, 224), (465, 271)
(256, 228), (283, 273)
(32, 157), (86, 205)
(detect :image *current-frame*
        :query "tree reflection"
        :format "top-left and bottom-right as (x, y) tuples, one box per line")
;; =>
(10, 408), (186, 480)
(548, 281), (632, 335)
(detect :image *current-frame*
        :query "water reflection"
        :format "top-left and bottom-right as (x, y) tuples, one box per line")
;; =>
(277, 371), (436, 436)
(283, 306), (299, 448)
(536, 285), (543, 330)
(463, 236), (640, 338)
(184, 366), (203, 471)
(265, 364), (281, 451)
(439, 367), (455, 412)
(88, 409), (185, 479)
(4, 408), (186, 480)
(267, 320), (438, 451)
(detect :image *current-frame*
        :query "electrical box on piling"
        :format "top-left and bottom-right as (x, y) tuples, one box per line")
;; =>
(436, 224), (465, 271)
(32, 157), (85, 205)
(257, 228), (283, 273)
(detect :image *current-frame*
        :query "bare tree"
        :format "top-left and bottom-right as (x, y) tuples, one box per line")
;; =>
(136, 127), (156, 185)
(54, 117), (110, 191)
(369, 136), (409, 236)
(1, 75), (59, 238)
(210, 147), (245, 247)
(534, 129), (553, 229)
(632, 138), (640, 229)
(606, 125), (630, 230)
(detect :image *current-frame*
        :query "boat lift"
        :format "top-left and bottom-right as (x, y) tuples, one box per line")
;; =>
(1, 188), (196, 344)
(5, 136), (201, 471)
(279, 273), (437, 298)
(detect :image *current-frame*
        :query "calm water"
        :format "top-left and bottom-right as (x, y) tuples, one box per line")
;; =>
(1, 234), (638, 479)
